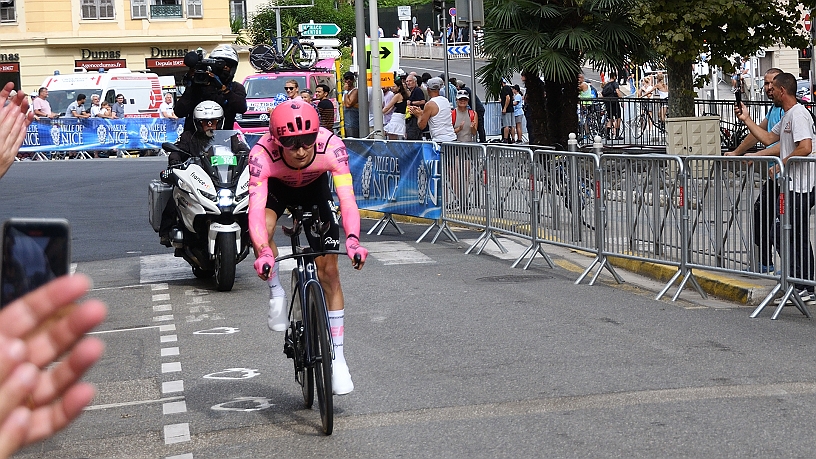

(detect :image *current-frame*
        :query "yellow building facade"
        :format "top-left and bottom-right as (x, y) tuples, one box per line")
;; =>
(0, 0), (245, 93)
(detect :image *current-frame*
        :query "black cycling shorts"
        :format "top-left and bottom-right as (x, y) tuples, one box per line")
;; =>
(266, 172), (341, 251)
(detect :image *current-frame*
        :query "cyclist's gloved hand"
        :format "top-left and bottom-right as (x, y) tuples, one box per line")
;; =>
(254, 247), (275, 278)
(345, 236), (368, 269)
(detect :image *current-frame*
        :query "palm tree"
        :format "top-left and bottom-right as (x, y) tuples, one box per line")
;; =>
(479, 0), (649, 147)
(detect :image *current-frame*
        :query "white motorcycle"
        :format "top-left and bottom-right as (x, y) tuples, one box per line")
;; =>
(149, 130), (251, 291)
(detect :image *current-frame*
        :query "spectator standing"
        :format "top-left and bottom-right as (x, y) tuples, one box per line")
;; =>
(457, 80), (486, 143)
(409, 77), (456, 142)
(725, 67), (784, 274)
(96, 101), (113, 119)
(452, 90), (477, 142)
(313, 84), (335, 131)
(159, 92), (178, 119)
(381, 85), (394, 127)
(32, 87), (58, 119)
(66, 94), (90, 119)
(342, 72), (360, 138)
(736, 72), (816, 303)
(600, 72), (624, 139)
(404, 74), (426, 140)
(111, 93), (125, 119)
(500, 78), (514, 143)
(89, 94), (102, 117)
(512, 85), (524, 143)
(425, 27), (434, 46)
(383, 77), (409, 140)
(300, 89), (312, 104)
(654, 73), (669, 122)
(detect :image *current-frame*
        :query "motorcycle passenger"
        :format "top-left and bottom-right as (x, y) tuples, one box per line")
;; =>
(158, 101), (224, 246)
(175, 44), (247, 134)
(248, 101), (368, 395)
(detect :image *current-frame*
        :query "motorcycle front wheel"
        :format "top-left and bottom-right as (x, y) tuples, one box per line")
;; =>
(214, 232), (236, 291)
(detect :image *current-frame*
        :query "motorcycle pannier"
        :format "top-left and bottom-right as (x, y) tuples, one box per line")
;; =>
(148, 179), (173, 232)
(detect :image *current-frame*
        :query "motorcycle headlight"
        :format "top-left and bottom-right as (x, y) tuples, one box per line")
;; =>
(200, 190), (217, 202)
(217, 189), (234, 207)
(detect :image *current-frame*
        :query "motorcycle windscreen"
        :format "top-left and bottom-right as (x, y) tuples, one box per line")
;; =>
(204, 131), (249, 184)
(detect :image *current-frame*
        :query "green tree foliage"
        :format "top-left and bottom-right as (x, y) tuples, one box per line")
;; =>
(633, 0), (816, 117)
(248, 0), (357, 47)
(479, 0), (649, 147)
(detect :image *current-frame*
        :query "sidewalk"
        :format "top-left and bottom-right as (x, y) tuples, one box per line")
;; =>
(360, 210), (777, 308)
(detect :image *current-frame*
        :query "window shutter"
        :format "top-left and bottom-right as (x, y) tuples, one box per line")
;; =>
(186, 0), (202, 18)
(131, 0), (147, 19)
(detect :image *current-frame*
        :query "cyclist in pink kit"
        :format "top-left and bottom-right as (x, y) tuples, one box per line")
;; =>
(248, 101), (368, 395)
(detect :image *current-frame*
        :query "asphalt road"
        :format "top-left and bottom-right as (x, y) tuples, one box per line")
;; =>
(4, 159), (816, 458)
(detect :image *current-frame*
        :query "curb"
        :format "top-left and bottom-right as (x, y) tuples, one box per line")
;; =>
(359, 210), (772, 305)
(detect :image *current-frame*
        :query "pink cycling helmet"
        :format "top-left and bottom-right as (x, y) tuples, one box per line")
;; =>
(270, 101), (320, 149)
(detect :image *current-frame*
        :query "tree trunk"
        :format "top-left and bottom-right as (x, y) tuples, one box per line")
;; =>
(666, 56), (695, 118)
(522, 71), (547, 146)
(543, 80), (576, 149)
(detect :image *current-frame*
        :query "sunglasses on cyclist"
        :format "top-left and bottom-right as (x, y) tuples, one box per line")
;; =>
(199, 119), (219, 126)
(279, 132), (318, 149)
(285, 86), (296, 91)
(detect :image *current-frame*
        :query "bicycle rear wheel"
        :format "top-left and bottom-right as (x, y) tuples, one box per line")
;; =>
(631, 113), (647, 139)
(291, 43), (319, 69)
(306, 282), (333, 435)
(291, 269), (314, 408)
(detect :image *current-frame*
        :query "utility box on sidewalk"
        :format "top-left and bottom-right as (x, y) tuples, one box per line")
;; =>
(665, 116), (721, 156)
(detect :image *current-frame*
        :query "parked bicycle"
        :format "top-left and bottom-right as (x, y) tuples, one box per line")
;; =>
(631, 99), (667, 139)
(249, 35), (319, 71)
(271, 205), (360, 435)
(578, 101), (605, 147)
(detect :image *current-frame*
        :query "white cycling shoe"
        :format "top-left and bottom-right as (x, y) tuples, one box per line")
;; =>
(332, 361), (354, 395)
(267, 297), (288, 332)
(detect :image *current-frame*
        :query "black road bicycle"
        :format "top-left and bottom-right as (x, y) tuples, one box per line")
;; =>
(269, 206), (361, 435)
(249, 35), (319, 71)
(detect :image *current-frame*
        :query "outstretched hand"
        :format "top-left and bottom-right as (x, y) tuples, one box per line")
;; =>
(0, 274), (106, 459)
(0, 82), (34, 179)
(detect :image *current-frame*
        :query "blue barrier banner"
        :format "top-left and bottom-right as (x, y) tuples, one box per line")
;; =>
(344, 139), (442, 220)
(19, 117), (184, 152)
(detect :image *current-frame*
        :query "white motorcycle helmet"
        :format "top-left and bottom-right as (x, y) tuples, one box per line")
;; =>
(209, 44), (239, 82)
(193, 100), (224, 137)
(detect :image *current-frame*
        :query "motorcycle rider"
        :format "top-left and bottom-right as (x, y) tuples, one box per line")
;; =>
(248, 102), (368, 395)
(175, 44), (247, 134)
(158, 101), (224, 246)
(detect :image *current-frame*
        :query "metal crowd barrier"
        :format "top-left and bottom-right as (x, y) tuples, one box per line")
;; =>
(437, 138), (816, 320)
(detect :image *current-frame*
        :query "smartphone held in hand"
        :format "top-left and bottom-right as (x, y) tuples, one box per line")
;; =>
(1, 218), (71, 307)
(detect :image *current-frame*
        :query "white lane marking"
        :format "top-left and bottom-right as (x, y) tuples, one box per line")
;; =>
(153, 315), (175, 322)
(203, 368), (259, 380)
(140, 254), (195, 284)
(90, 283), (144, 291)
(164, 423), (191, 444)
(85, 396), (184, 411)
(152, 283), (169, 290)
(159, 324), (176, 332)
(366, 241), (436, 265)
(70, 263), (77, 275)
(163, 400), (188, 415)
(187, 296), (210, 304)
(162, 380), (184, 394)
(152, 293), (170, 302)
(161, 334), (178, 343)
(193, 327), (239, 335)
(184, 289), (210, 296)
(161, 347), (180, 357)
(153, 304), (172, 312)
(211, 397), (273, 412)
(166, 454), (194, 459)
(162, 362), (182, 373)
(89, 325), (160, 335)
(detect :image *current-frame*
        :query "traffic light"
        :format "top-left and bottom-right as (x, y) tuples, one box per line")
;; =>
(433, 0), (443, 13)
(800, 48), (813, 59)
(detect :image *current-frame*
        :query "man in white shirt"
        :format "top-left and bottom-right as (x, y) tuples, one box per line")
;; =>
(89, 95), (102, 117)
(159, 93), (178, 119)
(737, 71), (816, 303)
(407, 77), (455, 142)
(32, 87), (58, 119)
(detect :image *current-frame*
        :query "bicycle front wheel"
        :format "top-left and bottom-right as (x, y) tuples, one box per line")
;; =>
(292, 269), (314, 408)
(631, 113), (647, 139)
(291, 43), (319, 69)
(306, 282), (333, 435)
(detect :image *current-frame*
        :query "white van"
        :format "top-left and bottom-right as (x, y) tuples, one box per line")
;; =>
(40, 68), (164, 117)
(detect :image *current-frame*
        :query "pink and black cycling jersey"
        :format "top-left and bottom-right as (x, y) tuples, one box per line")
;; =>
(247, 127), (361, 250)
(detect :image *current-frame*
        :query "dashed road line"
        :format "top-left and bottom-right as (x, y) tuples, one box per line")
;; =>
(163, 423), (191, 444)
(162, 380), (184, 394)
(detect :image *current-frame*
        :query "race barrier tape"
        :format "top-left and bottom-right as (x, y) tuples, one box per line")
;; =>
(19, 117), (184, 152)
(343, 139), (442, 220)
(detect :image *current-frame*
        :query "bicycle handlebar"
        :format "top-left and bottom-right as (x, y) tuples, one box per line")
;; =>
(275, 249), (347, 263)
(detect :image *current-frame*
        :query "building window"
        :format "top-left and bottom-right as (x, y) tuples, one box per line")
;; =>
(230, 0), (246, 27)
(131, 0), (147, 19)
(186, 0), (202, 19)
(0, 0), (15, 23)
(150, 0), (183, 18)
(81, 0), (115, 20)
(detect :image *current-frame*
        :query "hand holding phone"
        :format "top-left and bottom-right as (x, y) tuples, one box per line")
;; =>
(1, 219), (70, 308)
(734, 79), (743, 116)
